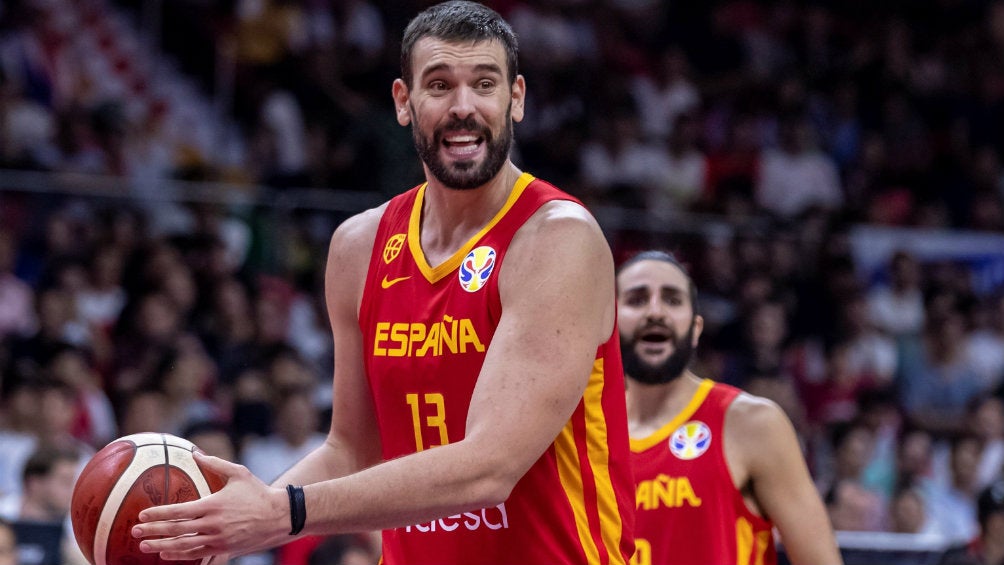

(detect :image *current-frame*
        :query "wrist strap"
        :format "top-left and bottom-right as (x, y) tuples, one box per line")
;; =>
(286, 485), (306, 535)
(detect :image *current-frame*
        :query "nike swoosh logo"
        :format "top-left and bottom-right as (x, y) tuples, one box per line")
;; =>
(381, 275), (411, 289)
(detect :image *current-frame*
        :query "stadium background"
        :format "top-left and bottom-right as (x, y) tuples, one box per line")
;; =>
(3, 0), (1004, 564)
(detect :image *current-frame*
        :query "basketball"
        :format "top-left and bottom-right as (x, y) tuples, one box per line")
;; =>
(70, 433), (228, 565)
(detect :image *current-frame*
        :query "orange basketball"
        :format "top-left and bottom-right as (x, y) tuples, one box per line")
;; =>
(70, 433), (227, 565)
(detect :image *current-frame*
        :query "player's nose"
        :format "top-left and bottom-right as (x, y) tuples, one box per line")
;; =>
(449, 86), (477, 119)
(644, 296), (669, 320)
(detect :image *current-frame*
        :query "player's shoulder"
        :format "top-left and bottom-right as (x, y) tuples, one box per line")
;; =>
(510, 199), (611, 279)
(328, 202), (390, 259)
(520, 196), (604, 248)
(725, 390), (793, 436)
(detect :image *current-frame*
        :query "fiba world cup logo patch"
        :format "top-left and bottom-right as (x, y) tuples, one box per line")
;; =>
(669, 421), (712, 460)
(459, 246), (497, 293)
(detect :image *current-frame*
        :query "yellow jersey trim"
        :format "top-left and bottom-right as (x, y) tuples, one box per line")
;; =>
(407, 172), (535, 283)
(555, 397), (600, 564)
(583, 359), (628, 565)
(629, 379), (715, 452)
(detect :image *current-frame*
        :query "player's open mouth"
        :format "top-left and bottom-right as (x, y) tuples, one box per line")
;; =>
(639, 330), (670, 343)
(443, 134), (483, 157)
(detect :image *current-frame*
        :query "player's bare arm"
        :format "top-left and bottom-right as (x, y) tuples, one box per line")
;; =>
(131, 201), (615, 559)
(130, 208), (388, 561)
(726, 395), (843, 565)
(462, 200), (616, 480)
(274, 206), (387, 487)
(288, 200), (614, 530)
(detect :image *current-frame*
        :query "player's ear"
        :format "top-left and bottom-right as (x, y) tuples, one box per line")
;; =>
(692, 315), (705, 347)
(510, 75), (526, 123)
(392, 79), (411, 126)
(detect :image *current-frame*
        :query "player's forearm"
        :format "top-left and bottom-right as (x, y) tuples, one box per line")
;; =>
(295, 439), (516, 535)
(779, 505), (844, 565)
(270, 436), (370, 489)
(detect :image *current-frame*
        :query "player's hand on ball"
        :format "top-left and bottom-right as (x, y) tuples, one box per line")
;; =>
(132, 453), (289, 561)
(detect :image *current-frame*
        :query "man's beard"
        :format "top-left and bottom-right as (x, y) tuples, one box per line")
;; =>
(412, 104), (513, 190)
(621, 320), (696, 385)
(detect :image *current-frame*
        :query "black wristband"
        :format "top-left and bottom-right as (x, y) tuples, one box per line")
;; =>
(286, 484), (306, 536)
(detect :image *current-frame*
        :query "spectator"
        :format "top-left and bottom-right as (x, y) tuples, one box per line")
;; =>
(199, 276), (259, 386)
(0, 229), (37, 340)
(926, 434), (984, 544)
(75, 242), (126, 335)
(117, 389), (169, 437)
(888, 483), (940, 537)
(894, 426), (938, 491)
(968, 395), (1004, 491)
(967, 293), (1004, 392)
(797, 338), (882, 427)
(820, 419), (886, 531)
(647, 112), (708, 217)
(629, 45), (701, 144)
(756, 113), (843, 218)
(867, 250), (926, 339)
(183, 420), (237, 462)
(42, 343), (116, 448)
(111, 290), (187, 398)
(6, 287), (88, 383)
(940, 479), (1004, 565)
(703, 110), (761, 216)
(826, 478), (885, 532)
(0, 446), (85, 565)
(898, 308), (987, 437)
(240, 387), (325, 484)
(577, 103), (671, 208)
(832, 289), (899, 387)
(0, 446), (79, 523)
(151, 339), (222, 437)
(0, 382), (43, 505)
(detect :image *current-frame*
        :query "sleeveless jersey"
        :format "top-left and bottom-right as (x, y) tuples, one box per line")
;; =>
(629, 379), (777, 565)
(358, 173), (635, 565)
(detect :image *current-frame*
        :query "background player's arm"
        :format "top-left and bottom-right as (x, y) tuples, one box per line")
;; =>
(134, 202), (616, 559)
(729, 397), (844, 565)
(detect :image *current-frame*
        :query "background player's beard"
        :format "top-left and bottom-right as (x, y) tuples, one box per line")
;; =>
(621, 320), (696, 385)
(412, 104), (513, 190)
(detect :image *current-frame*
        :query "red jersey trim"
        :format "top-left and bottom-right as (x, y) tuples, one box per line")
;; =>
(407, 173), (536, 283)
(629, 379), (715, 453)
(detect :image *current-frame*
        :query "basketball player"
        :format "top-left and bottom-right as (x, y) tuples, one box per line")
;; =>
(617, 251), (841, 565)
(133, 2), (635, 564)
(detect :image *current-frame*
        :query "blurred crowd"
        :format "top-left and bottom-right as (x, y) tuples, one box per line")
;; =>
(4, 0), (1004, 564)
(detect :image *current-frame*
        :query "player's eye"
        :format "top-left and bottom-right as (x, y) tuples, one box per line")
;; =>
(624, 294), (647, 307)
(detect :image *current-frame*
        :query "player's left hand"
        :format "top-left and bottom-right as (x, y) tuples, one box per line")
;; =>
(131, 453), (289, 561)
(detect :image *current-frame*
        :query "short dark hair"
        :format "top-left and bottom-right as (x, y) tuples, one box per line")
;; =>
(617, 250), (698, 311)
(400, 0), (519, 88)
(22, 446), (78, 482)
(979, 480), (1004, 526)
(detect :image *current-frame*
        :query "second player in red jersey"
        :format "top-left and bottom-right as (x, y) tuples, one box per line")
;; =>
(617, 251), (841, 565)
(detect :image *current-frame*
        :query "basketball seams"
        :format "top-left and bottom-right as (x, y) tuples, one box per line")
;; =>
(94, 438), (166, 565)
(89, 433), (208, 565)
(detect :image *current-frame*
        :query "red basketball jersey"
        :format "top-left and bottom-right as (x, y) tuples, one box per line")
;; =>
(359, 173), (635, 565)
(630, 380), (777, 565)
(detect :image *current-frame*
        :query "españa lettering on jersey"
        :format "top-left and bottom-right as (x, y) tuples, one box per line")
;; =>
(372, 317), (486, 357)
(629, 379), (777, 565)
(358, 173), (635, 565)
